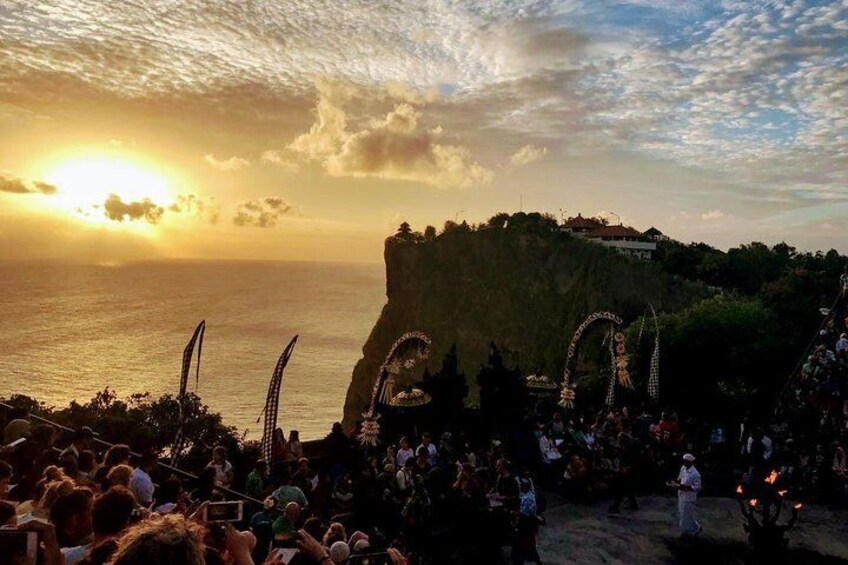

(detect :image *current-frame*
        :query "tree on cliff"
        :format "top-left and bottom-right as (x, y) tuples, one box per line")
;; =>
(477, 342), (526, 434)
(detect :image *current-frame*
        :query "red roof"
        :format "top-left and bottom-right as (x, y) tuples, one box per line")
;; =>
(585, 224), (643, 238)
(562, 214), (602, 229)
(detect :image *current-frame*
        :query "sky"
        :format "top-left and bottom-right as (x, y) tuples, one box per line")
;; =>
(1, 0), (846, 263)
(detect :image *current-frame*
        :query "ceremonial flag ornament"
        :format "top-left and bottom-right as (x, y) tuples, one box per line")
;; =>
(260, 335), (299, 464)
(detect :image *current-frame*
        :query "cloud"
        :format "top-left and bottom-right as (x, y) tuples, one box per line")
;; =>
(0, 173), (57, 195)
(168, 194), (221, 225)
(103, 194), (165, 224)
(289, 81), (493, 188)
(203, 154), (250, 171)
(701, 209), (727, 221)
(233, 196), (293, 228)
(260, 150), (300, 172)
(508, 144), (548, 168)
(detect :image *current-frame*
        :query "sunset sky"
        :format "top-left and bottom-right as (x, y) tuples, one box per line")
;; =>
(1, 0), (847, 263)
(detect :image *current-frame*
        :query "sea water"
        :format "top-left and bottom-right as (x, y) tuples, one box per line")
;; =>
(0, 260), (385, 440)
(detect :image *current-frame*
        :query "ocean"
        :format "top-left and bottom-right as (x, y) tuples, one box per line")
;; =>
(0, 260), (385, 440)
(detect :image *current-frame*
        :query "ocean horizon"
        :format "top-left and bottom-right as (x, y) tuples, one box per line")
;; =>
(0, 259), (386, 440)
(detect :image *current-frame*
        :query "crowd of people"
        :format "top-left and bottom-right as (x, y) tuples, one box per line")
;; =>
(775, 275), (848, 506)
(2, 276), (847, 564)
(2, 394), (711, 565)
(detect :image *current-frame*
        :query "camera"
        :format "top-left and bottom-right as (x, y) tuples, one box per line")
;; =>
(0, 529), (38, 565)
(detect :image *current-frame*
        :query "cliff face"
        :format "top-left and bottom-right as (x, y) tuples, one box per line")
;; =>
(342, 227), (704, 429)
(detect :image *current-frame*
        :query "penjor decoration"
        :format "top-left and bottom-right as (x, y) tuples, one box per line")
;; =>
(359, 331), (431, 446)
(259, 336), (299, 465)
(647, 303), (660, 402)
(171, 320), (206, 466)
(559, 311), (625, 409)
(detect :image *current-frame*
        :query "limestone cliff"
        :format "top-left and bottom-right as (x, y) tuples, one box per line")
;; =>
(341, 224), (704, 429)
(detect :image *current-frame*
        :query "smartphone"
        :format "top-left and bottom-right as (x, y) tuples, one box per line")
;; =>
(202, 500), (244, 523)
(273, 548), (298, 564)
(0, 530), (38, 565)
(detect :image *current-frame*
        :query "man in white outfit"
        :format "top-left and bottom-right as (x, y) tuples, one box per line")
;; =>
(675, 453), (702, 537)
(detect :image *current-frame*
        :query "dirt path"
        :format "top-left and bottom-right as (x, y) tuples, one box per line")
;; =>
(536, 495), (848, 564)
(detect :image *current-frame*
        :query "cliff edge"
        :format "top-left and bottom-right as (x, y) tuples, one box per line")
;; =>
(341, 222), (704, 429)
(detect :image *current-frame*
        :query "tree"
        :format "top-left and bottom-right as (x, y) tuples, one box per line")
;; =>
(421, 344), (468, 431)
(477, 342), (526, 434)
(424, 225), (437, 241)
(656, 297), (790, 423)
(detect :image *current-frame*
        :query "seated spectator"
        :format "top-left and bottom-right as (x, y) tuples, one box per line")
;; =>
(288, 430), (303, 460)
(49, 482), (94, 548)
(62, 486), (137, 565)
(245, 458), (269, 500)
(272, 470), (309, 508)
(108, 464), (134, 489)
(108, 514), (206, 565)
(130, 451), (157, 507)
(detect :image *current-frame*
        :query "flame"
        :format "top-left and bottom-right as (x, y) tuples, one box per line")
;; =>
(749, 499), (758, 507)
(778, 490), (788, 496)
(736, 485), (743, 494)
(794, 503), (803, 510)
(765, 470), (779, 484)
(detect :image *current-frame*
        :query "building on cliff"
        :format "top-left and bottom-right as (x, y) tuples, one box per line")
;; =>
(560, 214), (658, 260)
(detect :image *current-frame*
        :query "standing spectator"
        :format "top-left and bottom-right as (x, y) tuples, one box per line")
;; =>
(207, 445), (234, 489)
(396, 437), (415, 468)
(418, 433), (438, 467)
(513, 478), (542, 565)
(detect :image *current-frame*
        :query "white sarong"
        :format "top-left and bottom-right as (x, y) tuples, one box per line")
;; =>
(678, 498), (700, 535)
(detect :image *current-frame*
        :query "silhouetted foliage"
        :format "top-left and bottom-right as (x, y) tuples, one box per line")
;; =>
(477, 343), (526, 434)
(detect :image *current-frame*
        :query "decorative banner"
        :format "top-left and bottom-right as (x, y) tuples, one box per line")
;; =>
(605, 326), (617, 407)
(648, 303), (660, 402)
(359, 331), (431, 446)
(172, 320), (206, 466)
(559, 311), (624, 408)
(260, 335), (299, 464)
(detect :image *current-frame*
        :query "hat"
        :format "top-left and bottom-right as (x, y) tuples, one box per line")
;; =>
(682, 453), (696, 462)
(353, 539), (371, 553)
(329, 541), (351, 563)
(3, 419), (31, 444)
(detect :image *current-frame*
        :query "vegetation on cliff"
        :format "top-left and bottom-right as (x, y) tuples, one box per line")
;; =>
(343, 213), (847, 430)
(342, 213), (705, 429)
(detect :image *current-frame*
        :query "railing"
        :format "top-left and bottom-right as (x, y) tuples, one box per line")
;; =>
(0, 400), (263, 505)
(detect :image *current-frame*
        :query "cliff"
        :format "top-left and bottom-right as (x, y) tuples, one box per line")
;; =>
(341, 223), (705, 429)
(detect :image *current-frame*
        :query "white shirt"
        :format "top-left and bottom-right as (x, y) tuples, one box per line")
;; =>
(61, 545), (88, 565)
(746, 436), (774, 460)
(209, 460), (233, 486)
(418, 443), (438, 465)
(396, 448), (415, 468)
(677, 465), (701, 503)
(130, 467), (154, 506)
(539, 436), (561, 462)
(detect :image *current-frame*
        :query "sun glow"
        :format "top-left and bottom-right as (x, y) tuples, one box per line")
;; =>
(40, 156), (174, 227)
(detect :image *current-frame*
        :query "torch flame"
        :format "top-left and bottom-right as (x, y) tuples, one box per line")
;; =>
(765, 470), (779, 484)
(778, 490), (788, 496)
(749, 499), (758, 507)
(736, 485), (743, 494)
(794, 503), (803, 509)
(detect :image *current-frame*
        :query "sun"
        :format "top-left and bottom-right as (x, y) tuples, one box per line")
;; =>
(40, 155), (175, 227)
